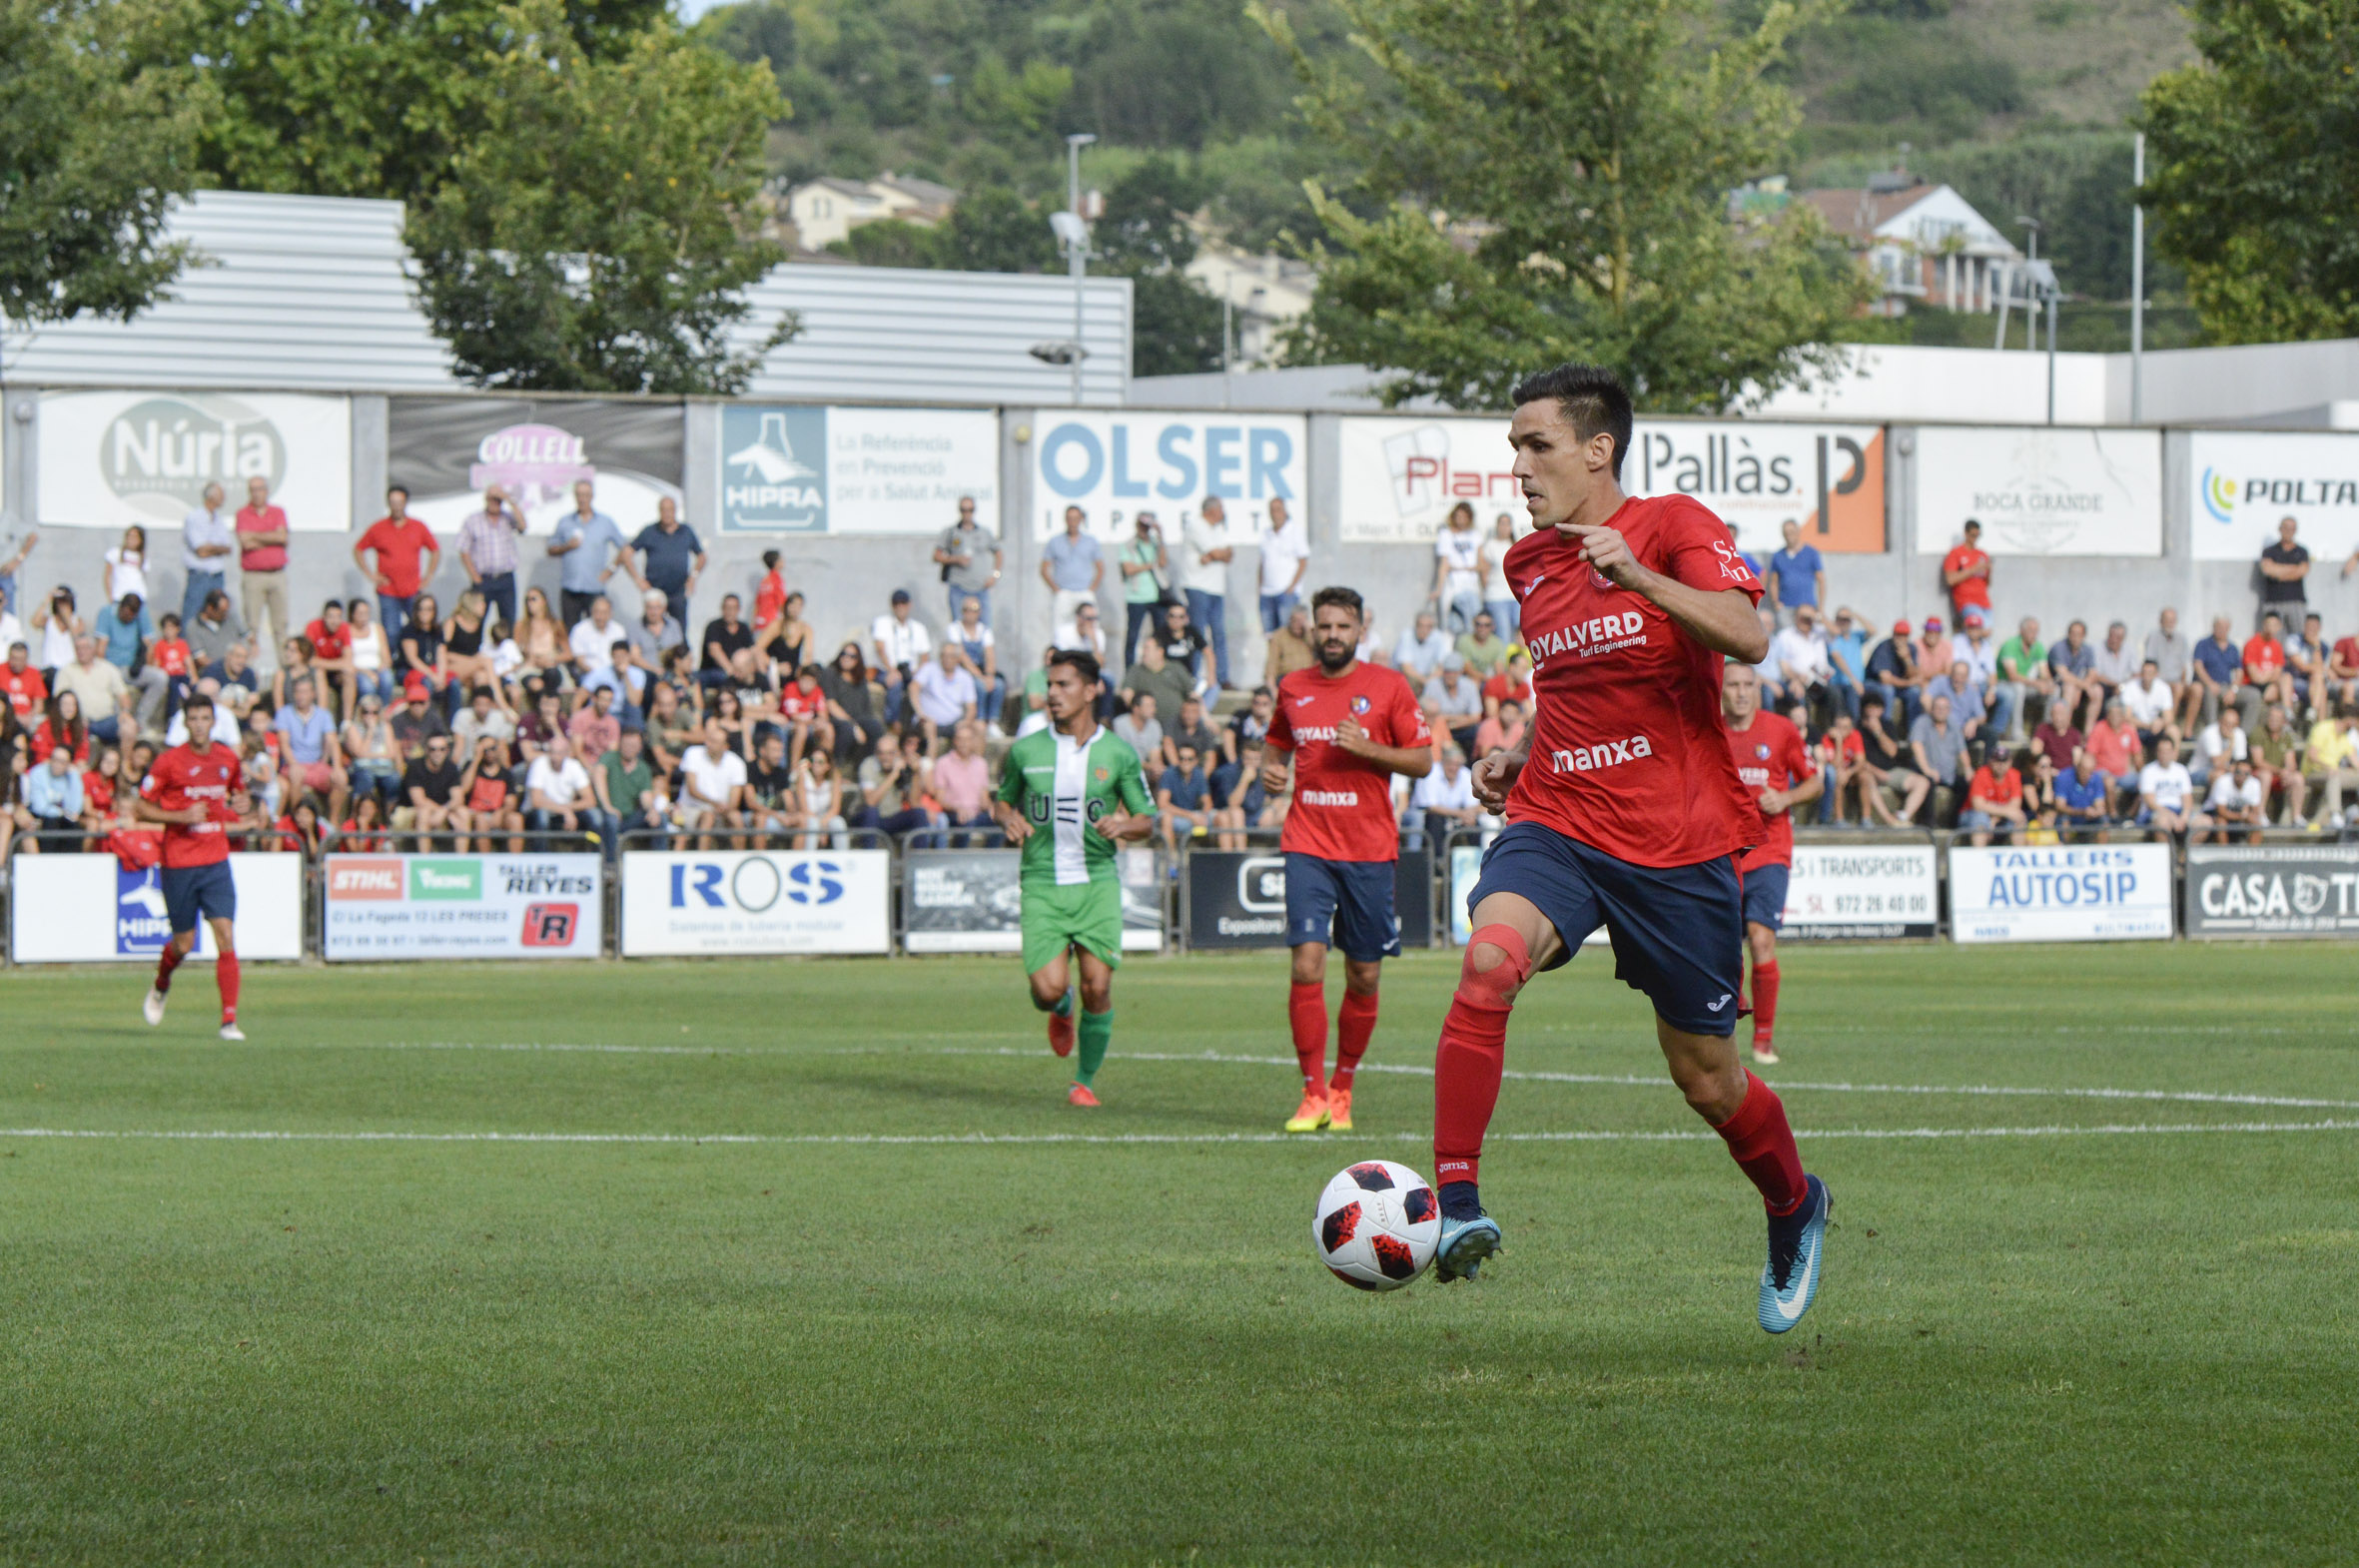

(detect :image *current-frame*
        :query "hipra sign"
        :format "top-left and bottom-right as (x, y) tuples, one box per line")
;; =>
(718, 405), (999, 534)
(2189, 431), (2359, 560)
(39, 390), (352, 530)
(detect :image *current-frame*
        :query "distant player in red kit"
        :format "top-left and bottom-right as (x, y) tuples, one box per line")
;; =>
(1260, 586), (1433, 1134)
(137, 690), (251, 1040)
(1722, 663), (1821, 1066)
(1430, 364), (1833, 1334)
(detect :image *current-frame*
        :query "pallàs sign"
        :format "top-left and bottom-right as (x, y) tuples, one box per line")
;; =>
(2183, 844), (2359, 938)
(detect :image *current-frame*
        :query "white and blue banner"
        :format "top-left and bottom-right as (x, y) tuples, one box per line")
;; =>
(1947, 843), (2174, 944)
(8, 852), (305, 963)
(2188, 430), (2359, 561)
(1783, 844), (1939, 941)
(717, 405), (999, 534)
(1031, 409), (1305, 539)
(619, 849), (892, 956)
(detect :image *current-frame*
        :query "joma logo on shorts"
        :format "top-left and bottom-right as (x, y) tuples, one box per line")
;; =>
(1550, 735), (1653, 772)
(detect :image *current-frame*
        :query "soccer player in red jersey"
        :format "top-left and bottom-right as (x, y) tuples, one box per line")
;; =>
(136, 690), (253, 1040)
(1259, 586), (1433, 1134)
(1430, 364), (1833, 1334)
(1722, 663), (1822, 1067)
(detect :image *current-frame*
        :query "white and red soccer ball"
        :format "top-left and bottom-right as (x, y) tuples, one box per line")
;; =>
(1313, 1160), (1441, 1290)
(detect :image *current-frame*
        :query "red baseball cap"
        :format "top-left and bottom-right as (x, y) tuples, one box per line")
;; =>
(1892, 619), (1911, 634)
(1923, 615), (1945, 631)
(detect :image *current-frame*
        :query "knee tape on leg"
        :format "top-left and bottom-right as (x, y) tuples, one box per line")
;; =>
(1455, 924), (1532, 1011)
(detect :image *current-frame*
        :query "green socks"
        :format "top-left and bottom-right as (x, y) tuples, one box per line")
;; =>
(1075, 1008), (1112, 1087)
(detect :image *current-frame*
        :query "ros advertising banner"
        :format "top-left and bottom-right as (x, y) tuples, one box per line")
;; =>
(716, 406), (999, 534)
(1337, 415), (1887, 553)
(1031, 410), (1304, 540)
(7, 853), (304, 963)
(387, 397), (683, 538)
(2183, 844), (2359, 938)
(2189, 430), (2359, 561)
(323, 853), (603, 960)
(902, 848), (1165, 953)
(618, 850), (890, 956)
(1913, 426), (2162, 557)
(1948, 844), (2174, 943)
(39, 390), (353, 531)
(1781, 844), (1939, 941)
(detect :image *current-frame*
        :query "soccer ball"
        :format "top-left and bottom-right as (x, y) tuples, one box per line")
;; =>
(1313, 1160), (1441, 1290)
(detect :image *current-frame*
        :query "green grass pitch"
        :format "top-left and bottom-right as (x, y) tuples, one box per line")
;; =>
(5, 943), (2358, 1564)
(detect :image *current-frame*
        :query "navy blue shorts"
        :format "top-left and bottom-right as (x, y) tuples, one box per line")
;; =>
(162, 860), (237, 935)
(1466, 822), (1744, 1037)
(1284, 852), (1401, 962)
(1741, 861), (1790, 933)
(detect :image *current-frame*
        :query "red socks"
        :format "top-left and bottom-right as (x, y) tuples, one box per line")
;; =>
(1713, 1071), (1808, 1213)
(1288, 981), (1327, 1090)
(1750, 959), (1780, 1048)
(1433, 998), (1507, 1184)
(154, 943), (186, 994)
(217, 953), (240, 1025)
(1332, 989), (1378, 1091)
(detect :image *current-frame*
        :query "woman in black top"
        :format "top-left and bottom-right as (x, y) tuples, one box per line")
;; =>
(401, 594), (453, 715)
(817, 642), (884, 761)
(442, 589), (495, 697)
(759, 590), (813, 673)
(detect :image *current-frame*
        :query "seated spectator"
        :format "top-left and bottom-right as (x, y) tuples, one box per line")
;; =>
(274, 798), (327, 857)
(1453, 610), (1511, 679)
(1154, 599), (1215, 694)
(2305, 707), (2359, 828)
(2136, 735), (2205, 840)
(948, 597), (1006, 725)
(910, 643), (980, 757)
(1748, 606), (1785, 708)
(2054, 753), (2113, 841)
(1164, 693), (1220, 774)
(1420, 654), (1483, 756)
(511, 587), (572, 690)
(1265, 603), (1316, 683)
(452, 685), (517, 763)
(1410, 743), (1481, 845)
(569, 595), (626, 678)
(777, 664), (836, 769)
(2029, 709), (2081, 775)
(2022, 751), (2060, 835)
(339, 792), (391, 853)
(1916, 614), (1955, 683)
(932, 720), (996, 845)
(2119, 659), (2176, 752)
(2084, 698), (2141, 807)
(515, 689), (567, 766)
(274, 674), (350, 821)
(2243, 613), (2295, 724)
(1960, 748), (2027, 847)
(1928, 659), (1991, 744)
(385, 690), (446, 765)
(707, 686), (753, 760)
(819, 642), (886, 761)
(2285, 611), (2329, 718)
(343, 692), (400, 807)
(743, 728), (798, 837)
(1473, 698), (1526, 760)
(1993, 616), (2050, 740)
(794, 749), (847, 851)
(2190, 614), (2245, 730)
(32, 689), (91, 765)
(1210, 739), (1261, 849)
(1054, 600), (1111, 666)
(2204, 756), (2266, 843)
(303, 598), (355, 719)
(2045, 619), (2100, 731)
(441, 590), (498, 697)
(3, 639), (46, 723)
(1482, 650), (1535, 722)
(461, 736), (524, 854)
(343, 597), (395, 710)
(185, 589), (246, 671)
(700, 594), (756, 687)
(602, 727), (666, 849)
(1825, 605), (1870, 722)
(2250, 703), (2307, 824)
(80, 744), (125, 844)
(1121, 634), (1192, 730)
(643, 682), (699, 774)
(1769, 605), (1834, 727)
(101, 593), (170, 735)
(851, 729), (933, 840)
(1225, 685), (1274, 765)
(525, 731), (607, 847)
(870, 589), (934, 723)
(398, 595), (453, 716)
(56, 635), (132, 744)
(724, 646), (775, 726)
(1909, 692), (1968, 825)
(2327, 626), (2359, 716)
(1113, 690), (1164, 760)
(579, 637), (645, 721)
(1815, 709), (1864, 825)
(2089, 620), (2139, 712)
(1157, 744), (1213, 854)
(566, 683), (623, 765)
(397, 732), (467, 842)
(2194, 704), (2250, 785)
(203, 642), (263, 721)
(625, 588), (685, 680)
(14, 743), (83, 850)
(1393, 610), (1452, 683)
(1866, 619), (1924, 731)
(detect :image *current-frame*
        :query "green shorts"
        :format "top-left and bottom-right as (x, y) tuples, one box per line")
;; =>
(1021, 877), (1125, 975)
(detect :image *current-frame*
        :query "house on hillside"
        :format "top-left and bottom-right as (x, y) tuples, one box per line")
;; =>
(1773, 173), (2050, 318)
(1183, 241), (1319, 366)
(780, 174), (960, 251)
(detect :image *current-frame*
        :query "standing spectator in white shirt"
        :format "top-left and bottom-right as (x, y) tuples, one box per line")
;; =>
(1428, 501), (1484, 633)
(1768, 605), (1835, 728)
(2137, 736), (2204, 839)
(180, 482), (236, 626)
(1255, 496), (1308, 634)
(1479, 513), (1519, 636)
(1180, 496), (1235, 691)
(568, 595), (623, 675)
(105, 525), (151, 604)
(910, 644), (979, 757)
(1392, 609), (1452, 683)
(1040, 505), (1104, 639)
(870, 588), (934, 725)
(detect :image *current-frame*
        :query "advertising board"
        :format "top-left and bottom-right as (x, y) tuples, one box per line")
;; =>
(2189, 430), (2359, 561)
(1185, 849), (1430, 950)
(323, 853), (603, 960)
(902, 848), (1165, 954)
(1913, 426), (2162, 557)
(2183, 844), (2359, 937)
(1781, 844), (1939, 941)
(1031, 410), (1304, 540)
(716, 406), (999, 534)
(1948, 843), (2173, 943)
(386, 397), (683, 537)
(38, 390), (353, 531)
(618, 850), (891, 956)
(8, 853), (304, 963)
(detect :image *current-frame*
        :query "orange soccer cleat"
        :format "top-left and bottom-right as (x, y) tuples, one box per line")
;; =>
(1048, 1006), (1076, 1058)
(1068, 1082), (1101, 1108)
(1324, 1084), (1354, 1133)
(1284, 1090), (1331, 1134)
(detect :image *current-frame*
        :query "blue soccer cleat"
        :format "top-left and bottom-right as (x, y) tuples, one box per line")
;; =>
(1759, 1174), (1830, 1334)
(1433, 1212), (1502, 1282)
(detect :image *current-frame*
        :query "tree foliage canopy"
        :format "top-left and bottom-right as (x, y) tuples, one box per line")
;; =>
(2141, 0), (2359, 343)
(1253, 0), (1866, 411)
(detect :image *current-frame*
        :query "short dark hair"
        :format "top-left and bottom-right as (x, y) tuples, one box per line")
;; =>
(1510, 363), (1634, 480)
(762, 549), (780, 569)
(1048, 648), (1102, 686)
(1309, 585), (1365, 621)
(183, 688), (215, 718)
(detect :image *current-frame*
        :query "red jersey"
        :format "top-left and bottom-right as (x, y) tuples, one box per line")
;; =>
(1502, 493), (1765, 868)
(1727, 710), (1811, 870)
(139, 742), (245, 868)
(2242, 635), (2285, 678)
(755, 569), (789, 630)
(1, 662), (46, 718)
(780, 680), (826, 722)
(1265, 660), (1430, 862)
(150, 637), (193, 678)
(359, 515), (436, 596)
(306, 618), (352, 661)
(1943, 545), (1990, 609)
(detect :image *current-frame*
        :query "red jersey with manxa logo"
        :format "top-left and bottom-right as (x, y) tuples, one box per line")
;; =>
(139, 743), (245, 869)
(1726, 710), (1811, 871)
(1264, 660), (1430, 862)
(1502, 492), (1765, 868)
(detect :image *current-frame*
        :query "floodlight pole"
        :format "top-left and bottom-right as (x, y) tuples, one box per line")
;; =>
(1066, 133), (1097, 405)
(2131, 132), (2146, 423)
(2046, 291), (2058, 425)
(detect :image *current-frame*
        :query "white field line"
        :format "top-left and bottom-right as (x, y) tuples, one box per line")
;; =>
(5, 1121), (2359, 1148)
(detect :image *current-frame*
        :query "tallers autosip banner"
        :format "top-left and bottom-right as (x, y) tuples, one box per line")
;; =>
(618, 850), (891, 956)
(1913, 426), (2162, 557)
(1031, 410), (1304, 540)
(323, 853), (603, 960)
(8, 853), (304, 963)
(1781, 844), (1939, 941)
(387, 397), (683, 537)
(902, 849), (1166, 953)
(2189, 430), (2359, 561)
(716, 406), (1000, 534)
(1335, 415), (1887, 553)
(1185, 849), (1430, 950)
(2184, 844), (2359, 938)
(39, 390), (353, 530)
(1948, 844), (2174, 944)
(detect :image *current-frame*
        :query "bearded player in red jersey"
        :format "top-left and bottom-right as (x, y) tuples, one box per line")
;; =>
(1430, 364), (1832, 1334)
(1722, 663), (1822, 1067)
(136, 690), (252, 1040)
(1260, 585), (1433, 1134)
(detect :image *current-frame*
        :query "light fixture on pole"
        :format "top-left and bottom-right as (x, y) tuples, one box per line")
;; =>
(2131, 132), (2146, 423)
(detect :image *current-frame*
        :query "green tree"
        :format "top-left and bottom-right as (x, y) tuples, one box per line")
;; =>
(0, 0), (206, 322)
(2141, 0), (2359, 342)
(404, 0), (796, 392)
(832, 218), (943, 268)
(1094, 156), (1224, 377)
(938, 187), (1058, 272)
(1253, 0), (1867, 411)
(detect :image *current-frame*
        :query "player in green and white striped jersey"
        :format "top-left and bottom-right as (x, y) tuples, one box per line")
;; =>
(990, 649), (1157, 1106)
